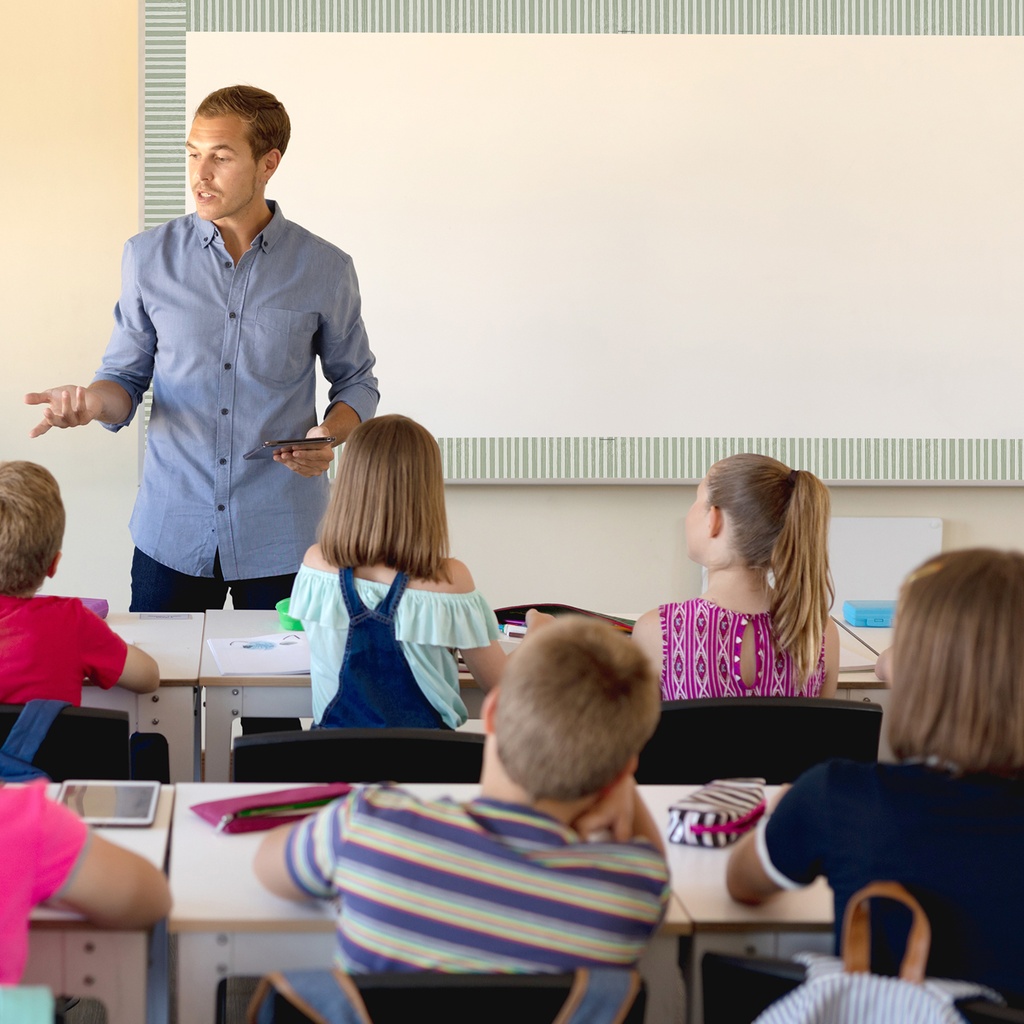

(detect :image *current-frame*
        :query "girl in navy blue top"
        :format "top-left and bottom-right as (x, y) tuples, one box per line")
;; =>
(727, 548), (1024, 1003)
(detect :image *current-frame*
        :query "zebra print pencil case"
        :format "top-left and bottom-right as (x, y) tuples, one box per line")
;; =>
(667, 778), (766, 848)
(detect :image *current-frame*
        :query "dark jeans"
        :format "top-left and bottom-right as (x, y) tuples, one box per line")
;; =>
(129, 548), (296, 613)
(129, 548), (300, 734)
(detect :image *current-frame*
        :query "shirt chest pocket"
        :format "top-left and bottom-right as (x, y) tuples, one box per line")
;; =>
(250, 306), (320, 385)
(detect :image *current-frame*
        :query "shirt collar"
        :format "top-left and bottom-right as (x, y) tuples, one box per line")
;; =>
(192, 199), (287, 253)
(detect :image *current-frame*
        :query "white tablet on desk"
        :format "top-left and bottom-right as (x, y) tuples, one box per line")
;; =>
(56, 780), (161, 827)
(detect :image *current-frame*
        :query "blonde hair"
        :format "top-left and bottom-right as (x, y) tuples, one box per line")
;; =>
(195, 85), (290, 158)
(0, 461), (65, 597)
(319, 415), (451, 582)
(705, 454), (834, 687)
(495, 617), (661, 801)
(888, 549), (1024, 775)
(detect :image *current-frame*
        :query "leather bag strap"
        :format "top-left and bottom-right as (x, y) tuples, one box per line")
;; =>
(841, 880), (931, 983)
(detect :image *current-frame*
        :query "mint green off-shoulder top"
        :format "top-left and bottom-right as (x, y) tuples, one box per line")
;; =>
(289, 564), (501, 728)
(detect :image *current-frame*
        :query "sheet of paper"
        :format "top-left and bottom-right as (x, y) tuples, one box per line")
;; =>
(206, 633), (310, 675)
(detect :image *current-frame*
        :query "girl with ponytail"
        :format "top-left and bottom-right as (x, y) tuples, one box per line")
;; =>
(633, 454), (839, 699)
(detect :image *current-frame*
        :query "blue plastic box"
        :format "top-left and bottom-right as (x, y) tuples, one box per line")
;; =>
(842, 600), (895, 628)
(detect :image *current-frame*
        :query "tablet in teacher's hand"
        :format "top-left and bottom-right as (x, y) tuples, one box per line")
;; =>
(242, 437), (336, 461)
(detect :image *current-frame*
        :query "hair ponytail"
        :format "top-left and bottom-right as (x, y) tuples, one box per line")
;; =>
(769, 469), (834, 687)
(705, 455), (834, 688)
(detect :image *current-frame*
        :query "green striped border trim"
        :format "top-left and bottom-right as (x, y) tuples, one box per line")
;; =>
(145, 0), (1024, 229)
(438, 437), (1024, 482)
(143, 0), (1024, 481)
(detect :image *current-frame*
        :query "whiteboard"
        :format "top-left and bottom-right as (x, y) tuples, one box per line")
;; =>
(185, 33), (1024, 443)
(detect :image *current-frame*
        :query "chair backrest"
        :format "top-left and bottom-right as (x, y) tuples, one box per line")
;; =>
(0, 703), (132, 781)
(231, 727), (486, 783)
(236, 970), (646, 1024)
(635, 697), (882, 784)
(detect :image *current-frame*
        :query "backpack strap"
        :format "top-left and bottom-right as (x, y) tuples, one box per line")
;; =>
(553, 969), (643, 1024)
(0, 699), (72, 781)
(247, 968), (372, 1024)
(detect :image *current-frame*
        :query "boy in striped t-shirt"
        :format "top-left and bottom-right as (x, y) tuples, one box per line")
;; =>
(255, 616), (669, 973)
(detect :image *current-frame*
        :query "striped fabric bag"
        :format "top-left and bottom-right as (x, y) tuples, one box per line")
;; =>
(666, 778), (766, 848)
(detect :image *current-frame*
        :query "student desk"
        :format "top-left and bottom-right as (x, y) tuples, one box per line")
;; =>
(199, 610), (314, 782)
(642, 786), (834, 1024)
(199, 611), (486, 781)
(82, 612), (205, 782)
(25, 785), (175, 1024)
(169, 782), (691, 1024)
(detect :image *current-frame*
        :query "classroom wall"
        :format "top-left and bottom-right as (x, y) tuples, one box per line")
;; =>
(3, 0), (140, 611)
(4, 2), (1023, 614)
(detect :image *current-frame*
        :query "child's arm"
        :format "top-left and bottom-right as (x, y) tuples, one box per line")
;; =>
(254, 823), (309, 901)
(726, 830), (784, 905)
(820, 617), (840, 698)
(726, 784), (792, 904)
(630, 609), (664, 681)
(874, 646), (893, 683)
(114, 644), (160, 693)
(460, 640), (506, 692)
(57, 832), (172, 927)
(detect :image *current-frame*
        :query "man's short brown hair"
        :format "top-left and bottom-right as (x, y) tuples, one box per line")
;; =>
(195, 85), (290, 158)
(494, 617), (661, 801)
(0, 461), (65, 597)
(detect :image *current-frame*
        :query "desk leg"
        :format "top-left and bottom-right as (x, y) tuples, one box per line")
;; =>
(83, 686), (197, 783)
(176, 931), (335, 1024)
(142, 687), (196, 783)
(202, 687), (241, 782)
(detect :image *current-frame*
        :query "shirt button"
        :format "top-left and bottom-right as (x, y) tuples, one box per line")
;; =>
(217, 504), (225, 511)
(224, 261), (232, 268)
(219, 458), (227, 465)
(229, 312), (237, 320)
(223, 362), (232, 370)
(220, 408), (228, 415)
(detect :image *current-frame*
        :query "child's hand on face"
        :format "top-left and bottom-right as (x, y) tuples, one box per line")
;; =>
(571, 773), (639, 844)
(525, 608), (556, 633)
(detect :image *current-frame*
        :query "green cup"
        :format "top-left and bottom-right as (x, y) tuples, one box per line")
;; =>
(276, 597), (303, 631)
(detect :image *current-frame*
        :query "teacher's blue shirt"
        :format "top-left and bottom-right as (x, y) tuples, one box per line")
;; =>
(94, 202), (379, 580)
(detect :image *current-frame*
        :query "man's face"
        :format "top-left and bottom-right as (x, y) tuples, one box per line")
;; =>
(186, 115), (275, 226)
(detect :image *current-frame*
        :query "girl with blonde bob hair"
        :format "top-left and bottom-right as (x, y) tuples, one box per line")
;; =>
(633, 453), (839, 700)
(289, 415), (506, 729)
(727, 548), (1024, 1002)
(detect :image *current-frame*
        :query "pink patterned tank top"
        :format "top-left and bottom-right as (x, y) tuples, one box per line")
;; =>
(658, 598), (827, 700)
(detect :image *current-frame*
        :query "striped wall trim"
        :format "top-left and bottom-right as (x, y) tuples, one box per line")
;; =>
(183, 1), (1024, 34)
(145, 1), (1024, 228)
(437, 437), (1024, 482)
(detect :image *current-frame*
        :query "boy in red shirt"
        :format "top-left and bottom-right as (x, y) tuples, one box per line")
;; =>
(0, 461), (159, 703)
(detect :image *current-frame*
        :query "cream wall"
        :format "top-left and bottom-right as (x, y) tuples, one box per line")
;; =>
(4, 0), (139, 610)
(4, 4), (1023, 615)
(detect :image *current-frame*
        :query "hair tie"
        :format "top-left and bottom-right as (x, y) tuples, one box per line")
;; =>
(787, 469), (799, 487)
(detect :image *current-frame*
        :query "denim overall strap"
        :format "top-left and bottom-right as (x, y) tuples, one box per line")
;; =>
(316, 568), (446, 729)
(0, 699), (72, 781)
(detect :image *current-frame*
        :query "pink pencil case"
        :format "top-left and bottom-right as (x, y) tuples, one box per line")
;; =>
(191, 783), (352, 834)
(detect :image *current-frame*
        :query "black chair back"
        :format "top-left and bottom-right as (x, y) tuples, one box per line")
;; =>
(232, 727), (486, 783)
(220, 971), (645, 1024)
(635, 696), (883, 784)
(0, 703), (132, 780)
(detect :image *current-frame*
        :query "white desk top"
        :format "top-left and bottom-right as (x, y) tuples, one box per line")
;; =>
(168, 783), (834, 939)
(200, 609), (309, 687)
(32, 785), (175, 926)
(104, 611), (205, 686)
(641, 786), (832, 933)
